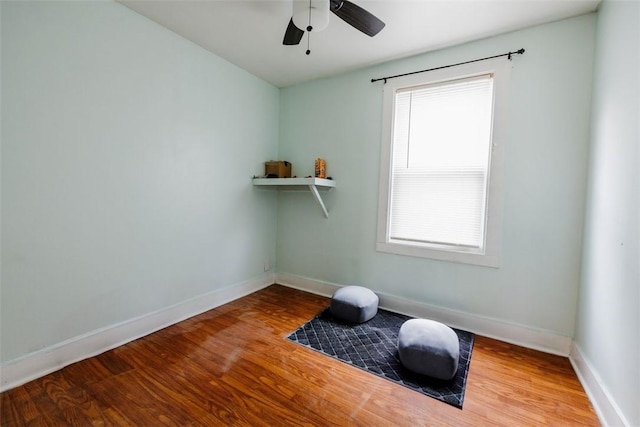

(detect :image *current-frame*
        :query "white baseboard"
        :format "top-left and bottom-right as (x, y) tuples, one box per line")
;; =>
(0, 273), (275, 392)
(4, 271), (621, 426)
(0, 271), (576, 394)
(276, 272), (572, 356)
(569, 342), (630, 427)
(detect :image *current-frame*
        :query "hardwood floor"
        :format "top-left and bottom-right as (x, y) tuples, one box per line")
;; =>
(1, 285), (599, 426)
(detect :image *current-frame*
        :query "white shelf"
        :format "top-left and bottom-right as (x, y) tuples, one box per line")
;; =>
(252, 177), (336, 190)
(253, 177), (336, 218)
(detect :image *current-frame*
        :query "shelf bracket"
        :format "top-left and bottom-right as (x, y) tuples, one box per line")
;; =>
(308, 184), (329, 218)
(252, 177), (335, 218)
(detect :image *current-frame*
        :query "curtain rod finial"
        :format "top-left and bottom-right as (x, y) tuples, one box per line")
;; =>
(508, 48), (526, 60)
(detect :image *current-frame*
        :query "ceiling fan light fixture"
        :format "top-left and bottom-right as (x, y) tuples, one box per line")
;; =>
(282, 0), (384, 48)
(292, 0), (330, 32)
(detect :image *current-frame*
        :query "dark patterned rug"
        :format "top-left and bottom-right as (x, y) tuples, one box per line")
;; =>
(286, 308), (474, 409)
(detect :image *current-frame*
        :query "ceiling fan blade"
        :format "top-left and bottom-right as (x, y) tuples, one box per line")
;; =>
(330, 0), (385, 37)
(283, 18), (304, 45)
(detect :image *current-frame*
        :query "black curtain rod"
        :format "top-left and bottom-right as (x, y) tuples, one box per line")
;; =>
(371, 48), (525, 84)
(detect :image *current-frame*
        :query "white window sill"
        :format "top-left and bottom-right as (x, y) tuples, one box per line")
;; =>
(376, 241), (500, 268)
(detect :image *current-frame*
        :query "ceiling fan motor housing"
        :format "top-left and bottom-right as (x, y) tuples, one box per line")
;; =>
(292, 0), (330, 32)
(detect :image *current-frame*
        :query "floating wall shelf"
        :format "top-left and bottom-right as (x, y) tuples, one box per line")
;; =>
(252, 177), (336, 218)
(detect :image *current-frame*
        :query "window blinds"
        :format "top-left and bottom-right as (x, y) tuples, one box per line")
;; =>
(389, 74), (495, 249)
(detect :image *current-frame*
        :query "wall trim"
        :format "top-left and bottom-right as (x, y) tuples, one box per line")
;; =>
(0, 273), (276, 392)
(277, 272), (572, 356)
(4, 270), (617, 426)
(569, 342), (630, 427)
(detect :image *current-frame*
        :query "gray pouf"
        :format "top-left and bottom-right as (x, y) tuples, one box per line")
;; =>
(330, 286), (379, 323)
(397, 318), (460, 380)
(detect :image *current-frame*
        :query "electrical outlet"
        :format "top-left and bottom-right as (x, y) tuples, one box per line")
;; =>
(263, 259), (271, 272)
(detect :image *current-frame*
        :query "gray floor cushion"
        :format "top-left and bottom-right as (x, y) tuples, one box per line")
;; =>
(330, 285), (379, 323)
(397, 318), (460, 380)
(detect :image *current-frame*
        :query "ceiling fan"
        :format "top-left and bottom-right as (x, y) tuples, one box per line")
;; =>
(283, 0), (385, 53)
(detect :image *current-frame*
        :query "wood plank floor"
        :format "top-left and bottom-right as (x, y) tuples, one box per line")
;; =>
(1, 284), (599, 426)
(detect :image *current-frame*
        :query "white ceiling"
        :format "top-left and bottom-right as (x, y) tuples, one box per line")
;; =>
(119, 0), (600, 87)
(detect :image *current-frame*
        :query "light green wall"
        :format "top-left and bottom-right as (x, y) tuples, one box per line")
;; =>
(0, 1), (279, 362)
(278, 14), (596, 337)
(576, 1), (640, 425)
(4, 6), (635, 423)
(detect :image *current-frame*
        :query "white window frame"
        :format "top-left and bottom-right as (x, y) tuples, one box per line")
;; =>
(376, 58), (512, 268)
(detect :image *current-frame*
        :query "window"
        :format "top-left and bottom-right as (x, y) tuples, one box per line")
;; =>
(376, 58), (511, 267)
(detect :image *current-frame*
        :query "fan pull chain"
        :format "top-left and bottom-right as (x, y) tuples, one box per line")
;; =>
(306, 0), (312, 55)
